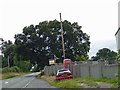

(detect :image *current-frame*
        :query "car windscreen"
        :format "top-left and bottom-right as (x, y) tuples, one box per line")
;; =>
(58, 71), (71, 75)
(59, 69), (68, 72)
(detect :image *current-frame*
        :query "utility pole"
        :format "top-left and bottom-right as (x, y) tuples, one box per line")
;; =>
(8, 55), (10, 67)
(59, 13), (65, 59)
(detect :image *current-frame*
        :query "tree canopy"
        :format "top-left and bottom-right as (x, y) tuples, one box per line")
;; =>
(14, 20), (90, 69)
(1, 20), (90, 69)
(91, 48), (117, 61)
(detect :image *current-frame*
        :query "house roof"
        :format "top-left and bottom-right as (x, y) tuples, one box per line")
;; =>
(115, 27), (120, 36)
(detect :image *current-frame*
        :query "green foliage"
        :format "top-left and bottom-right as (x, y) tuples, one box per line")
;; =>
(1, 20), (90, 70)
(0, 68), (2, 73)
(10, 66), (21, 72)
(93, 77), (118, 84)
(2, 67), (10, 73)
(0, 55), (2, 68)
(41, 76), (118, 88)
(2, 66), (20, 73)
(2, 73), (20, 79)
(42, 76), (83, 88)
(54, 79), (83, 88)
(14, 60), (31, 72)
(42, 76), (99, 88)
(2, 56), (8, 67)
(1, 40), (15, 67)
(14, 20), (90, 68)
(77, 77), (99, 87)
(91, 48), (117, 61)
(40, 70), (44, 76)
(76, 55), (89, 61)
(118, 60), (120, 88)
(2, 72), (30, 80)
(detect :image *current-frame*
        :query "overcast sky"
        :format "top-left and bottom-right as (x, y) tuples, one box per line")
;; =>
(0, 0), (119, 57)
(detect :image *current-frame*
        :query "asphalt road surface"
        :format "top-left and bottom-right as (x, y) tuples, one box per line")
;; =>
(1, 72), (57, 89)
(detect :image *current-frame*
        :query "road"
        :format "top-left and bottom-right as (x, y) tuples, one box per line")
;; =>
(1, 72), (57, 89)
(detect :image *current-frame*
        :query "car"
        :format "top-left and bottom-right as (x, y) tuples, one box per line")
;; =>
(55, 69), (73, 81)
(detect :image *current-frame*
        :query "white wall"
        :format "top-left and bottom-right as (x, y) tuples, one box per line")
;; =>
(116, 1), (120, 51)
(118, 1), (120, 27)
(116, 29), (120, 50)
(44, 61), (118, 79)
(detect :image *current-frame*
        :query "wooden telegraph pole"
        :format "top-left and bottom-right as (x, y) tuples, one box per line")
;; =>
(59, 13), (65, 59)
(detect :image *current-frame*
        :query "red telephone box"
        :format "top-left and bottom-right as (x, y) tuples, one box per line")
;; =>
(63, 59), (72, 72)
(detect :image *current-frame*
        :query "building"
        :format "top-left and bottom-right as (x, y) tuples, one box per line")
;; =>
(115, 28), (120, 51)
(115, 1), (120, 51)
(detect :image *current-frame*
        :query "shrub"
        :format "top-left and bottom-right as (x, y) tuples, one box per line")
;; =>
(0, 68), (2, 73)
(14, 60), (31, 72)
(2, 67), (10, 73)
(10, 66), (20, 72)
(40, 70), (44, 76)
(2, 66), (20, 73)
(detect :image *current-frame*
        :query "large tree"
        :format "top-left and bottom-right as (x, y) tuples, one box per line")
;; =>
(14, 20), (90, 69)
(0, 39), (15, 67)
(91, 48), (117, 62)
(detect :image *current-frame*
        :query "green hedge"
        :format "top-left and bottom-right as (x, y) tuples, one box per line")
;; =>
(2, 66), (20, 73)
(14, 60), (31, 72)
(0, 68), (2, 73)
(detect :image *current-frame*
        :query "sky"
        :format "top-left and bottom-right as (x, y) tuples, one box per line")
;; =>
(0, 0), (119, 57)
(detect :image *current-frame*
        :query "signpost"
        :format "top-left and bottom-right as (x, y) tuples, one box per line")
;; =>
(49, 59), (55, 65)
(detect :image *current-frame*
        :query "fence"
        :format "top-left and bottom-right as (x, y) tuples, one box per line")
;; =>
(44, 60), (118, 79)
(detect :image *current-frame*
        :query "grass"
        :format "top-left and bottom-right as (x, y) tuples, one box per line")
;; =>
(87, 77), (118, 88)
(41, 75), (83, 88)
(40, 75), (118, 88)
(94, 77), (118, 85)
(1, 72), (31, 80)
(0, 73), (2, 80)
(118, 62), (120, 88)
(76, 77), (100, 88)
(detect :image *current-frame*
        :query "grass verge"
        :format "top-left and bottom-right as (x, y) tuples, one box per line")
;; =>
(0, 73), (2, 80)
(41, 75), (83, 88)
(1, 72), (30, 80)
(92, 77), (118, 88)
(40, 75), (118, 88)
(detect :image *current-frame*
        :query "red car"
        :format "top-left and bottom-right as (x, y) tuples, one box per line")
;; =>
(56, 69), (73, 81)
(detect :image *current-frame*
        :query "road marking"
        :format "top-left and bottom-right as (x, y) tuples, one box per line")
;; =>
(22, 77), (35, 88)
(5, 82), (8, 84)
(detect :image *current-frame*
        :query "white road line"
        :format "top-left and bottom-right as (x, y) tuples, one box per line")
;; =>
(22, 77), (35, 88)
(5, 82), (8, 84)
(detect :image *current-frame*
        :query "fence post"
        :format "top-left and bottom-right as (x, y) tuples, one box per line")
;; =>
(98, 59), (105, 78)
(87, 60), (92, 77)
(77, 62), (81, 77)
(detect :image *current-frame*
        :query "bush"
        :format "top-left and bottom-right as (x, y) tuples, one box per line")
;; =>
(14, 60), (31, 72)
(2, 67), (10, 73)
(2, 66), (20, 73)
(0, 68), (2, 73)
(40, 70), (44, 76)
(10, 66), (20, 72)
